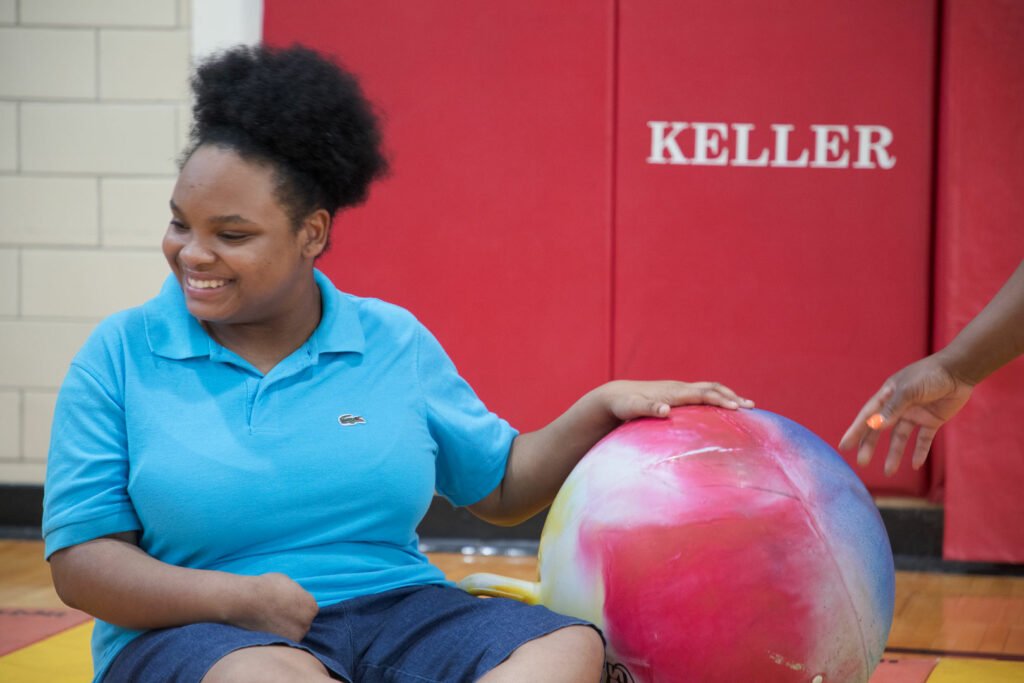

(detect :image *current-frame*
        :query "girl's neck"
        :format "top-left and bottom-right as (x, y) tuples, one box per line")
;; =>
(203, 281), (323, 375)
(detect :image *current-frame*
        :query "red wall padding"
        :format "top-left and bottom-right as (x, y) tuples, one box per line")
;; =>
(264, 1), (615, 432)
(614, 0), (936, 495)
(264, 3), (947, 499)
(936, 0), (1024, 563)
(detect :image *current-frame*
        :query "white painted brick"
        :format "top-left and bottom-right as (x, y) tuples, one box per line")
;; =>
(0, 177), (99, 246)
(0, 319), (96, 388)
(101, 177), (175, 247)
(179, 0), (191, 27)
(23, 391), (58, 462)
(0, 28), (96, 99)
(177, 102), (193, 152)
(0, 249), (17, 315)
(21, 248), (168, 318)
(0, 102), (16, 171)
(22, 103), (178, 174)
(100, 29), (190, 101)
(0, 390), (18, 459)
(21, 0), (176, 27)
(0, 462), (46, 484)
(192, 0), (261, 61)
(0, 0), (15, 24)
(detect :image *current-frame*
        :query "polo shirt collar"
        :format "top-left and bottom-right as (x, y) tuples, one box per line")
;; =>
(311, 268), (365, 357)
(144, 269), (365, 361)
(144, 275), (211, 360)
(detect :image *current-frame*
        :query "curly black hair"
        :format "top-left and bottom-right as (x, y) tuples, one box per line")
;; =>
(185, 44), (388, 240)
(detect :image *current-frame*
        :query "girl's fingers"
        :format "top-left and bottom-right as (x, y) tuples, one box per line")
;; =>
(687, 382), (753, 409)
(857, 426), (883, 467)
(840, 385), (894, 451)
(911, 427), (937, 470)
(884, 418), (916, 476)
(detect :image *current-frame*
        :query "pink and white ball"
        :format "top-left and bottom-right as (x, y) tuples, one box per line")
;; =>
(461, 406), (895, 682)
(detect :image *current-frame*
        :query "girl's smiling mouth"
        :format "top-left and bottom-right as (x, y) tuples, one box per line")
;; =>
(187, 277), (231, 289)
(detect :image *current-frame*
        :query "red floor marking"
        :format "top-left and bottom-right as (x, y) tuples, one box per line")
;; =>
(0, 607), (93, 656)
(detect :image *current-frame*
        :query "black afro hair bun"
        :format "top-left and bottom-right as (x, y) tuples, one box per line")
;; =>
(188, 43), (388, 220)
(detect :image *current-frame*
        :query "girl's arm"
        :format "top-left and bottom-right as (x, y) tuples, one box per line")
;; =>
(49, 532), (319, 642)
(840, 258), (1024, 474)
(468, 380), (753, 525)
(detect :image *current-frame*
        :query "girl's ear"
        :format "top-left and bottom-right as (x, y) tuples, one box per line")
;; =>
(300, 209), (332, 259)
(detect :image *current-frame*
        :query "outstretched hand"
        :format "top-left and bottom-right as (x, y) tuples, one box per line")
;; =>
(600, 379), (755, 422)
(839, 355), (974, 475)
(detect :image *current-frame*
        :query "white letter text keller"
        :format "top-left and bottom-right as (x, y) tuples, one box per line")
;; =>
(646, 121), (896, 169)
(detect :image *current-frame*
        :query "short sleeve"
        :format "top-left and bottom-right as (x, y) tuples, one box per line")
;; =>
(415, 325), (518, 507)
(42, 361), (141, 559)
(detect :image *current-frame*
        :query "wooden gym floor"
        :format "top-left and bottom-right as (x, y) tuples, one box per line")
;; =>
(2, 539), (1024, 679)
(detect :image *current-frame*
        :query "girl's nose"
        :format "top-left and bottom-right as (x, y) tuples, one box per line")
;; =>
(179, 237), (216, 267)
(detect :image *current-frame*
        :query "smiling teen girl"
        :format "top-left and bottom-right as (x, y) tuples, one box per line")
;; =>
(42, 45), (752, 683)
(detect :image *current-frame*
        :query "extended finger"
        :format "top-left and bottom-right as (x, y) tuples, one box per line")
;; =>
(701, 383), (740, 409)
(856, 425), (883, 467)
(702, 381), (754, 406)
(884, 418), (916, 476)
(840, 416), (869, 452)
(689, 381), (754, 409)
(911, 427), (937, 470)
(841, 392), (889, 451)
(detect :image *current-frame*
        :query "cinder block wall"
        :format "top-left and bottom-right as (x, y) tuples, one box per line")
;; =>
(0, 0), (192, 484)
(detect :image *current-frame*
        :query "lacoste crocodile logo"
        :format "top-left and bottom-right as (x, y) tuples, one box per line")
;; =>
(338, 414), (367, 426)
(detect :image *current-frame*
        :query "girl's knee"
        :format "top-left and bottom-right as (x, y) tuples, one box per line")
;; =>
(201, 645), (335, 683)
(481, 625), (606, 682)
(560, 625), (606, 666)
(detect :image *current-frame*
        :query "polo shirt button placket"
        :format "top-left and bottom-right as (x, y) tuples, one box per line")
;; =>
(245, 375), (260, 433)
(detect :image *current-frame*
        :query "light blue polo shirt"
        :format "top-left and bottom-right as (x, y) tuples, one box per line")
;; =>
(42, 269), (517, 681)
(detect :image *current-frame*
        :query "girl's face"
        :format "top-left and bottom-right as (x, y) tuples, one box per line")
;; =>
(163, 145), (327, 328)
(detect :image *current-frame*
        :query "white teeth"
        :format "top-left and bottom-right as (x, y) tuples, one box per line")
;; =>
(188, 277), (228, 289)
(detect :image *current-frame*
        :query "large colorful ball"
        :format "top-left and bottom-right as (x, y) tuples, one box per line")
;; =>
(464, 406), (895, 682)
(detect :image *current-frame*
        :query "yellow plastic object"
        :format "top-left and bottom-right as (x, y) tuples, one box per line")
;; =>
(458, 572), (542, 605)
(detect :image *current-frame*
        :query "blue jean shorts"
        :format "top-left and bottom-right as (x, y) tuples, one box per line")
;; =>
(102, 583), (599, 682)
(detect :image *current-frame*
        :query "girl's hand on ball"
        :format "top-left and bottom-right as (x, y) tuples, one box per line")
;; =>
(600, 380), (754, 422)
(471, 379), (756, 526)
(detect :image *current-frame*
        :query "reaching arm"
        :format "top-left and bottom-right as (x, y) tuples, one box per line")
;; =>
(840, 258), (1024, 474)
(49, 532), (319, 642)
(468, 380), (754, 525)
(936, 258), (1024, 385)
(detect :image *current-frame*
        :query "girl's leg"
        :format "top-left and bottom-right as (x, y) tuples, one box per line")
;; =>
(477, 624), (605, 683)
(201, 645), (338, 683)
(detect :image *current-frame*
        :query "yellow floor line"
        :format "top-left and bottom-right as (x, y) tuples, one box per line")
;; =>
(0, 621), (94, 682)
(928, 657), (1024, 683)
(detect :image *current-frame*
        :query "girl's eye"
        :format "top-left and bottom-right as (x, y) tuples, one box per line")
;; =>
(170, 219), (188, 232)
(220, 233), (249, 241)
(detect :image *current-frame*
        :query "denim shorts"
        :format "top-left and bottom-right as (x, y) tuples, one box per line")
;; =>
(102, 583), (599, 682)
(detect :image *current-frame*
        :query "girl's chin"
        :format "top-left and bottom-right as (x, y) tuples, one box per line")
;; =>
(185, 302), (234, 324)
